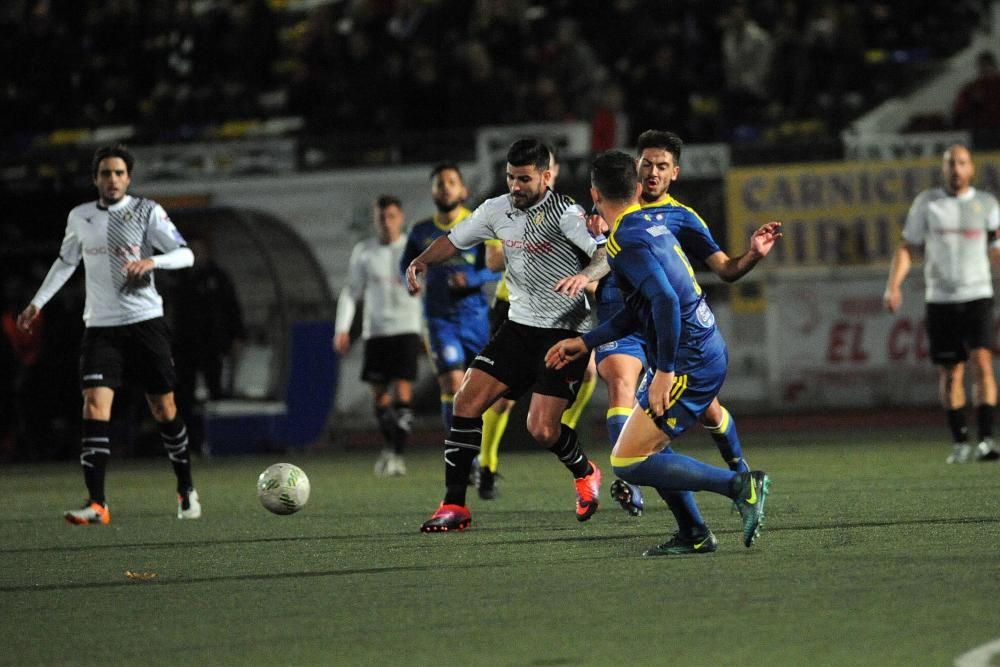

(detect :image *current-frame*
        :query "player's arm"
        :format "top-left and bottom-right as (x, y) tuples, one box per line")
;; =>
(18, 217), (82, 333)
(485, 240), (505, 271)
(334, 243), (366, 355)
(134, 204), (193, 279)
(406, 235), (460, 294)
(452, 244), (501, 290)
(555, 205), (610, 296)
(546, 305), (641, 369)
(988, 200), (1000, 266)
(703, 221), (783, 282)
(883, 243), (919, 313)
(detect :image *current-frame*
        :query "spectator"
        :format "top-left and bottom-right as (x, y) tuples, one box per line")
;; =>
(953, 50), (1000, 130)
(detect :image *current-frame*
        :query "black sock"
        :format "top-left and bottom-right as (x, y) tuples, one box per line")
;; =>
(392, 401), (412, 455)
(81, 419), (111, 504)
(976, 404), (994, 442)
(375, 404), (395, 447)
(160, 417), (193, 494)
(946, 408), (969, 444)
(443, 416), (481, 506)
(547, 424), (592, 478)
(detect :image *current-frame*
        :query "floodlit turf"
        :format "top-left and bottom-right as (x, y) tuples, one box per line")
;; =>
(3, 428), (999, 666)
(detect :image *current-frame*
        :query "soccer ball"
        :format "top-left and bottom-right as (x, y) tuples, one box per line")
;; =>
(257, 463), (310, 515)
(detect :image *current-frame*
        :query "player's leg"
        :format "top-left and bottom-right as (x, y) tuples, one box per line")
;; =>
(425, 319), (466, 433)
(560, 352), (597, 430)
(370, 382), (396, 476)
(701, 397), (749, 472)
(927, 302), (974, 462)
(611, 362), (770, 549)
(596, 345), (646, 516)
(965, 299), (999, 460)
(969, 347), (1000, 460)
(65, 327), (121, 525)
(479, 396), (513, 499)
(421, 368), (509, 533)
(136, 318), (198, 517)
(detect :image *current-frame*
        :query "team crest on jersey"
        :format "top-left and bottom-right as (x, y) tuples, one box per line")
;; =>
(531, 210), (544, 225)
(124, 212), (133, 222)
(696, 300), (715, 327)
(645, 225), (669, 237)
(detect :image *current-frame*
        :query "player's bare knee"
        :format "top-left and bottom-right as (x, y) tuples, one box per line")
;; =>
(526, 418), (560, 445)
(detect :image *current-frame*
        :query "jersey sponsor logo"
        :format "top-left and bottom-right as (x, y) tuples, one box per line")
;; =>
(83, 373), (104, 381)
(696, 300), (715, 327)
(500, 238), (554, 254)
(85, 244), (141, 258)
(932, 228), (984, 239)
(474, 354), (495, 366)
(596, 341), (619, 352)
(645, 225), (669, 237)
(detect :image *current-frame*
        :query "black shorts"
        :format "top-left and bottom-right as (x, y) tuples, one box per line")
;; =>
(362, 333), (420, 384)
(471, 320), (589, 402)
(926, 298), (994, 365)
(80, 317), (176, 394)
(489, 299), (509, 337)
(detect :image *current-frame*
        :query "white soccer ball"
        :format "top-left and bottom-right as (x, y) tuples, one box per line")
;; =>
(257, 463), (310, 515)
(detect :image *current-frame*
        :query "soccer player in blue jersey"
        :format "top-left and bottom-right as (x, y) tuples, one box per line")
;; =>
(547, 150), (770, 555)
(590, 130), (781, 516)
(400, 164), (499, 434)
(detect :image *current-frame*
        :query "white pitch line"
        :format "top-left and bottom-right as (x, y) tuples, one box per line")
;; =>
(955, 638), (1000, 667)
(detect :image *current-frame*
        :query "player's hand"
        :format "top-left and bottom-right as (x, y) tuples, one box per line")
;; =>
(333, 332), (351, 356)
(749, 221), (782, 258)
(16, 304), (40, 333)
(406, 261), (426, 295)
(883, 286), (902, 313)
(123, 258), (155, 280)
(554, 274), (589, 297)
(587, 212), (609, 237)
(545, 337), (588, 369)
(646, 369), (675, 419)
(447, 272), (468, 289)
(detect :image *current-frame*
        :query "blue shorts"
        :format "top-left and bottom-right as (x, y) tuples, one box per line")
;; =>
(594, 333), (647, 366)
(425, 314), (490, 374)
(635, 351), (728, 440)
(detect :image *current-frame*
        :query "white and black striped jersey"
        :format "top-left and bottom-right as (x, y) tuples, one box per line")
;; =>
(335, 235), (422, 339)
(449, 189), (598, 332)
(31, 195), (189, 327)
(902, 187), (1000, 303)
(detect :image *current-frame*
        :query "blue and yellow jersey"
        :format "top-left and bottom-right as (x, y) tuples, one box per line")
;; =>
(596, 194), (720, 320)
(400, 207), (499, 319)
(585, 203), (726, 374)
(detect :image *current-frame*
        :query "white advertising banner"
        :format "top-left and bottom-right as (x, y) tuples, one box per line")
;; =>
(766, 274), (1000, 409)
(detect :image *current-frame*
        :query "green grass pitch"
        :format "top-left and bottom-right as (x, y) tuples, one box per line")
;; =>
(3, 428), (999, 665)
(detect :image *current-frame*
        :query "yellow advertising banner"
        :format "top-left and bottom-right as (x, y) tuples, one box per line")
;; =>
(726, 151), (1000, 269)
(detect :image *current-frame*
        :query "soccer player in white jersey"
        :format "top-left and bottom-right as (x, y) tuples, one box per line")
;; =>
(17, 144), (200, 524)
(885, 144), (1000, 463)
(406, 138), (610, 532)
(334, 195), (423, 477)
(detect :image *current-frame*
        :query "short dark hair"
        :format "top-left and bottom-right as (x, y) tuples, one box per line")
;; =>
(430, 162), (463, 182)
(376, 194), (402, 210)
(506, 138), (551, 171)
(636, 130), (683, 163)
(91, 144), (135, 178)
(591, 150), (638, 202)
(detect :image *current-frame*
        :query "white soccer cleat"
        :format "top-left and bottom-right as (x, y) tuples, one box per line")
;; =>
(374, 449), (394, 477)
(385, 453), (407, 477)
(64, 501), (110, 525)
(177, 489), (201, 519)
(975, 438), (1000, 461)
(946, 443), (973, 464)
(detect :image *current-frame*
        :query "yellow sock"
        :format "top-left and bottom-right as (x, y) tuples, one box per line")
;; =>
(480, 405), (510, 473)
(561, 374), (597, 429)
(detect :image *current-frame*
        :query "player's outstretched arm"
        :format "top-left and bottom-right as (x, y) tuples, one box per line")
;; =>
(545, 337), (589, 369)
(707, 221), (783, 283)
(554, 246), (609, 297)
(405, 235), (459, 294)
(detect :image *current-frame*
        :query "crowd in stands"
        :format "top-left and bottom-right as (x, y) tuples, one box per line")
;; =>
(1, 0), (995, 156)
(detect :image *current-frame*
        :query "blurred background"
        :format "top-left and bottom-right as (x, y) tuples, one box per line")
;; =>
(2, 0), (1000, 461)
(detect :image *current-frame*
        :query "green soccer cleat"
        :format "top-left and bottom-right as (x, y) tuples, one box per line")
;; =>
(643, 529), (718, 556)
(733, 471), (769, 547)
